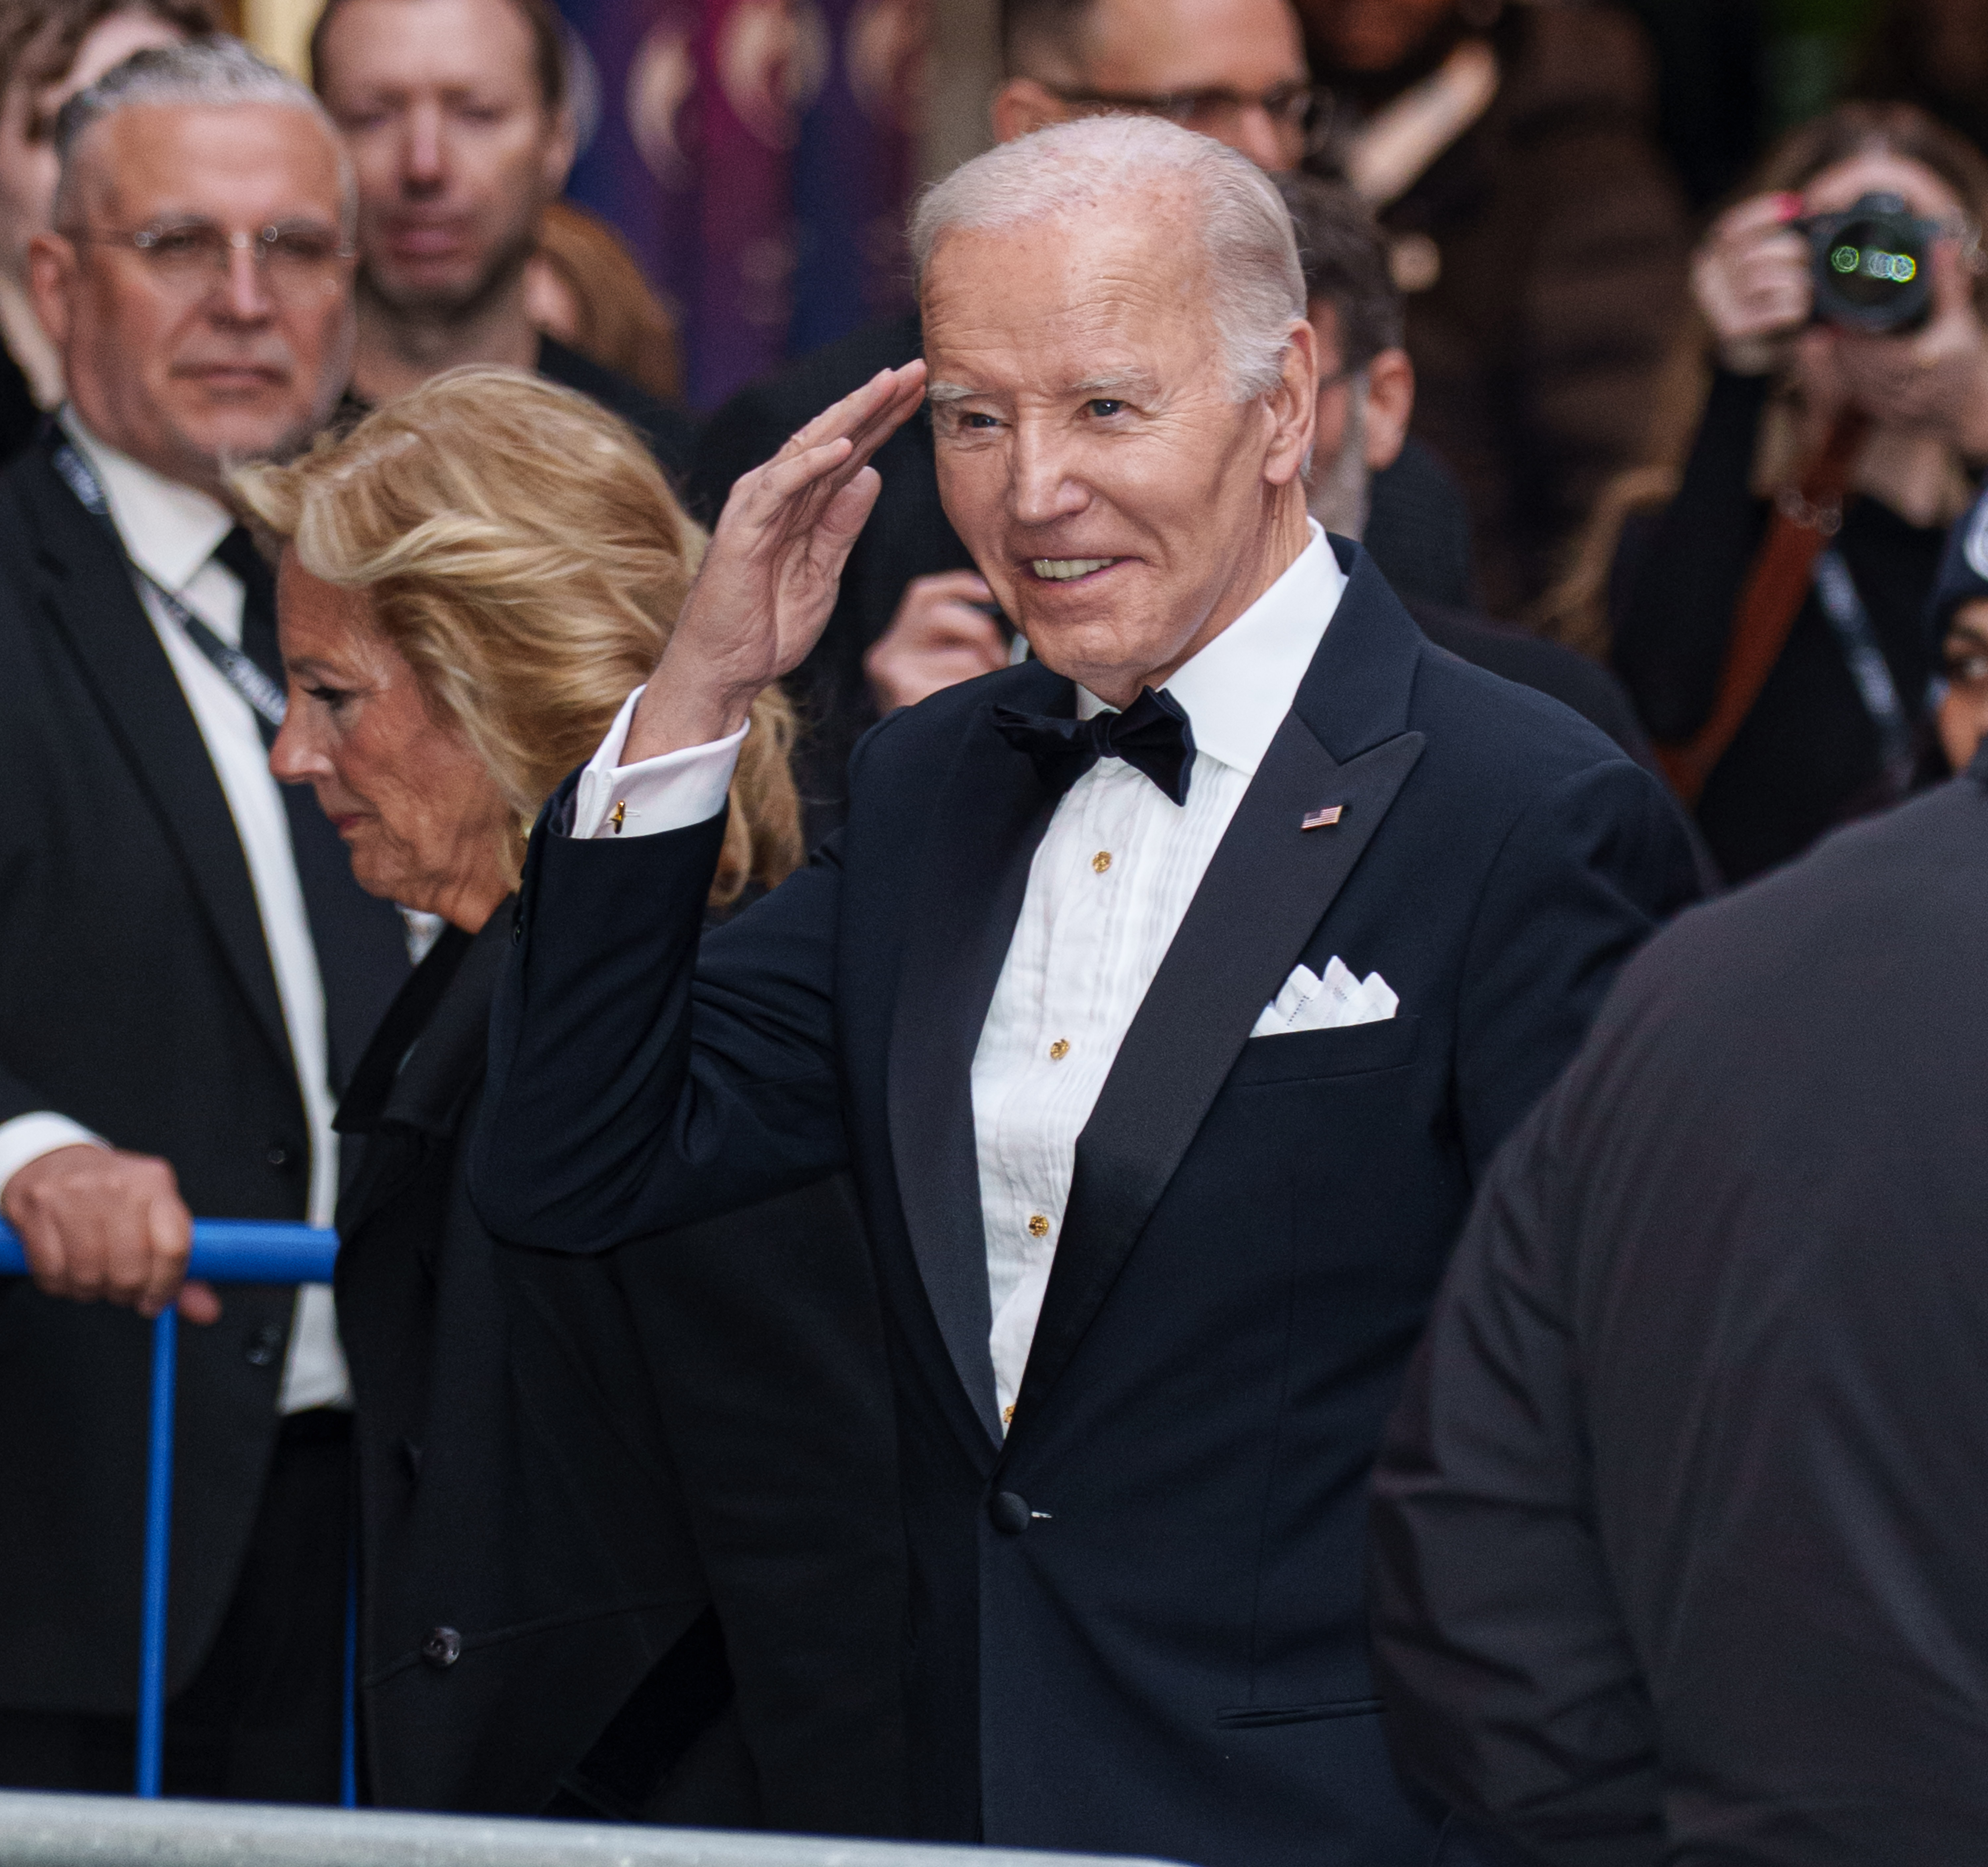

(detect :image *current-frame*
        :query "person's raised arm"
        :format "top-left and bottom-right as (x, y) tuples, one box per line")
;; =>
(471, 365), (927, 1255)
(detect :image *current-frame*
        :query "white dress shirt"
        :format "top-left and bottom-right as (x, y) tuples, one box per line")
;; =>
(575, 522), (1346, 1428)
(0, 412), (349, 1413)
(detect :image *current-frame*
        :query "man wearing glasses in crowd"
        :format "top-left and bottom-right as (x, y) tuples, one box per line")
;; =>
(0, 40), (407, 1798)
(690, 0), (1330, 841)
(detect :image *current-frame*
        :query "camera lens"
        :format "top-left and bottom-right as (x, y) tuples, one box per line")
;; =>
(1808, 192), (1936, 334)
(1826, 219), (1921, 310)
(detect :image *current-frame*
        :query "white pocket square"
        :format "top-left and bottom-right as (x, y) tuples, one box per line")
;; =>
(1250, 956), (1398, 1038)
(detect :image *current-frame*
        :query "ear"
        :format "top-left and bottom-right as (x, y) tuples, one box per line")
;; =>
(1360, 346), (1415, 471)
(990, 78), (1071, 144)
(28, 230), (75, 357)
(1262, 316), (1318, 488)
(541, 102), (578, 198)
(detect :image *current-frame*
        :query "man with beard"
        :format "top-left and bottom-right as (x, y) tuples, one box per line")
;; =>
(309, 0), (693, 480)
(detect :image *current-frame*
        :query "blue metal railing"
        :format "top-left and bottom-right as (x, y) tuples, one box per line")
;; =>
(0, 1219), (341, 1800)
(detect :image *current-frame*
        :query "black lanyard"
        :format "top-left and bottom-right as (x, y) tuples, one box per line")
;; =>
(51, 435), (288, 731)
(1811, 546), (1916, 800)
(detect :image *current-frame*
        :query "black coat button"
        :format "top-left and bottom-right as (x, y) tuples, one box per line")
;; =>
(243, 1323), (285, 1368)
(989, 1491), (1030, 1536)
(266, 1144), (293, 1170)
(421, 1626), (462, 1669)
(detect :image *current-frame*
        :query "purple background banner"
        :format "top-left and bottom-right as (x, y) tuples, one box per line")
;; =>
(560, 0), (923, 411)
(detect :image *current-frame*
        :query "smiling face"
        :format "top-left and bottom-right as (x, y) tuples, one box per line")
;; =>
(270, 552), (513, 933)
(31, 101), (354, 488)
(922, 202), (1315, 705)
(316, 0), (573, 319)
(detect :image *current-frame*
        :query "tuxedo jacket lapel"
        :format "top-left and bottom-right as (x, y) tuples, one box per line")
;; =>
(1010, 548), (1429, 1433)
(22, 456), (295, 1082)
(887, 661), (1071, 1446)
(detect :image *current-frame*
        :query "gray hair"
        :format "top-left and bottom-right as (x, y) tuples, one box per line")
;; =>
(52, 38), (354, 231)
(910, 115), (1305, 401)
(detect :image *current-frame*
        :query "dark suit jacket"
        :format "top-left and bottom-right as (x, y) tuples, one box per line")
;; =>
(537, 335), (697, 494)
(0, 442), (405, 1715)
(471, 541), (1699, 1865)
(1368, 753), (1988, 1867)
(338, 912), (907, 1832)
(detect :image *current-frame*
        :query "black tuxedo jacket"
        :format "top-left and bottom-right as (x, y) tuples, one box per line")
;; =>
(471, 544), (1700, 1865)
(1369, 752), (1988, 1865)
(336, 912), (906, 1832)
(0, 442), (406, 1715)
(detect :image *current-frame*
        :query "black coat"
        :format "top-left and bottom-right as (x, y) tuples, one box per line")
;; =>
(1611, 370), (1950, 882)
(470, 540), (1701, 1865)
(1367, 752), (1988, 1866)
(0, 442), (406, 1714)
(336, 912), (907, 1832)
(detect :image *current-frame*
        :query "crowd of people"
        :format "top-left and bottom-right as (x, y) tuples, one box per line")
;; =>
(0, 0), (1984, 1862)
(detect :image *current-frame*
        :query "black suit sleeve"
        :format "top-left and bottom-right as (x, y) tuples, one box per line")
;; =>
(471, 798), (851, 1252)
(1369, 1079), (1664, 1867)
(1454, 758), (1699, 1177)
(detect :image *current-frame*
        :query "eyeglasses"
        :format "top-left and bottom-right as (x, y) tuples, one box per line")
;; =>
(1043, 81), (1335, 158)
(60, 219), (357, 302)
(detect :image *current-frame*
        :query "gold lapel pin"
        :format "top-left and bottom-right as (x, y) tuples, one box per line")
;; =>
(1300, 805), (1344, 830)
(609, 800), (628, 834)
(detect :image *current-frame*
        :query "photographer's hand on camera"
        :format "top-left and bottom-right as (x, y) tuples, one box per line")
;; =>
(1830, 239), (1988, 458)
(1694, 192), (1811, 376)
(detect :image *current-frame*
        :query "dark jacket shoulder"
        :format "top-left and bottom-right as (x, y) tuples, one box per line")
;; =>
(688, 310), (922, 523)
(536, 335), (697, 488)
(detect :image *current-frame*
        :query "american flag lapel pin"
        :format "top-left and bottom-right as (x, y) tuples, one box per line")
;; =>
(1300, 804), (1344, 831)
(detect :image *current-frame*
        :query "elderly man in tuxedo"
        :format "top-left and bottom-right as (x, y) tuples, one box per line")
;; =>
(473, 116), (1699, 1865)
(0, 41), (405, 1795)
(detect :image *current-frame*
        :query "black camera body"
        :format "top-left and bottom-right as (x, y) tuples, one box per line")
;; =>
(1801, 192), (1943, 334)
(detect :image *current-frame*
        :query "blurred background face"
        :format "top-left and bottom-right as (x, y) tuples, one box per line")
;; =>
(316, 0), (573, 320)
(1801, 145), (1966, 224)
(996, 0), (1314, 173)
(923, 205), (1308, 695)
(271, 552), (511, 925)
(0, 7), (186, 286)
(32, 102), (355, 483)
(1939, 595), (1988, 770)
(1300, 0), (1458, 74)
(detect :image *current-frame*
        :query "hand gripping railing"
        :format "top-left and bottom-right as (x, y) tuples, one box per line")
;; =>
(0, 1219), (343, 1802)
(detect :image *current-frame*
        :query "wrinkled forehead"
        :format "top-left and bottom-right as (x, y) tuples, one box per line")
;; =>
(74, 100), (347, 222)
(920, 198), (1219, 397)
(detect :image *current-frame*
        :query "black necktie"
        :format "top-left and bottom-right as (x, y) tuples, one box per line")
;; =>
(214, 525), (282, 736)
(213, 525), (410, 1093)
(992, 685), (1197, 806)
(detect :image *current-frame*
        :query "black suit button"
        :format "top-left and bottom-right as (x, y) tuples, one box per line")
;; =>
(266, 1144), (294, 1170)
(243, 1323), (285, 1368)
(989, 1491), (1030, 1536)
(421, 1627), (463, 1669)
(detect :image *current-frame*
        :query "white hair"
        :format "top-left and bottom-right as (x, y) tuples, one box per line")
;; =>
(909, 115), (1305, 401)
(52, 39), (354, 232)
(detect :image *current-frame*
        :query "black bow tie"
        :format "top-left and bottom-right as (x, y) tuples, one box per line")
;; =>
(992, 685), (1196, 805)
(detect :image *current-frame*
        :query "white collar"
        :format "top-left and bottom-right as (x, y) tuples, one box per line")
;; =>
(58, 406), (232, 595)
(1077, 519), (1346, 777)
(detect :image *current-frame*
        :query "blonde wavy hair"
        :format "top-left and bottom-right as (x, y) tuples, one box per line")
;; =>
(235, 368), (801, 904)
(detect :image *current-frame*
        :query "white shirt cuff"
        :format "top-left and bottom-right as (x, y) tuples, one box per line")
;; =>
(0, 1113), (107, 1208)
(572, 684), (748, 839)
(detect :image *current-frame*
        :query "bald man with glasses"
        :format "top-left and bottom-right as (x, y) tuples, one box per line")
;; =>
(0, 39), (406, 1799)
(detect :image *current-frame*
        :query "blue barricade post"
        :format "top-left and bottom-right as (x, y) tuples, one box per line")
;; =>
(0, 1219), (339, 1800)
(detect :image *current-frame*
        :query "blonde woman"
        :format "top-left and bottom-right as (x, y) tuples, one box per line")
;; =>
(236, 369), (906, 1828)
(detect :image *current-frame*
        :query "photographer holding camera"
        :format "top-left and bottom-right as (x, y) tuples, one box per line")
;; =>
(1608, 103), (1988, 884)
